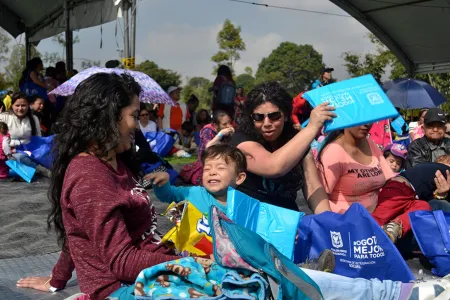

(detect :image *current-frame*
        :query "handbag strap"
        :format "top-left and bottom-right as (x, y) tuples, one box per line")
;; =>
(432, 210), (450, 252)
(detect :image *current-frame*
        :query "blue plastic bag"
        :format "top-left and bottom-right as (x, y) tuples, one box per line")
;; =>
(144, 129), (177, 157)
(296, 203), (415, 282)
(5, 160), (36, 183)
(141, 162), (178, 185)
(410, 210), (450, 277)
(303, 75), (399, 133)
(225, 188), (304, 260)
(391, 115), (409, 136)
(16, 135), (54, 169)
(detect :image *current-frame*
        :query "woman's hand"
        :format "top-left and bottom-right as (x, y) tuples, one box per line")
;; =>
(434, 170), (450, 196)
(308, 102), (336, 131)
(143, 172), (170, 187)
(219, 127), (234, 137)
(17, 276), (52, 292)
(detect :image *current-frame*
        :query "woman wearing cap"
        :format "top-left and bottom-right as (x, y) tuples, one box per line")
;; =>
(311, 67), (334, 89)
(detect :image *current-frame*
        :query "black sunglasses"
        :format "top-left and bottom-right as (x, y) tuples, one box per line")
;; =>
(251, 111), (282, 122)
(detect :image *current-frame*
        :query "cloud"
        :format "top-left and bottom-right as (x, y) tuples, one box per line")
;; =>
(29, 0), (377, 82)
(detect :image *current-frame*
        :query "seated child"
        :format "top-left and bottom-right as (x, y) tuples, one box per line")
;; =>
(173, 121), (197, 157)
(372, 154), (450, 243)
(146, 144), (247, 214)
(383, 144), (407, 174)
(0, 121), (12, 180)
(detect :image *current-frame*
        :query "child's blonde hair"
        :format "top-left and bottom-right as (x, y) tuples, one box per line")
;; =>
(436, 154), (450, 166)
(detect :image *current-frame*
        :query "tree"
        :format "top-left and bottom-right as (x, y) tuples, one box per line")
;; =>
(211, 19), (246, 72)
(0, 28), (11, 63)
(235, 73), (255, 92)
(5, 44), (41, 89)
(244, 66), (253, 76)
(182, 77), (212, 109)
(135, 60), (181, 91)
(188, 77), (210, 88)
(52, 33), (80, 57)
(81, 60), (102, 69)
(255, 42), (324, 95)
(42, 52), (63, 66)
(342, 33), (450, 112)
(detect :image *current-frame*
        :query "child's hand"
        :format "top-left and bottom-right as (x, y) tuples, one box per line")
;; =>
(143, 172), (170, 187)
(219, 127), (234, 137)
(17, 276), (52, 292)
(434, 170), (450, 196)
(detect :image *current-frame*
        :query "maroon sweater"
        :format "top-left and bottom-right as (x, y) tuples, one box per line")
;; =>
(56, 155), (178, 299)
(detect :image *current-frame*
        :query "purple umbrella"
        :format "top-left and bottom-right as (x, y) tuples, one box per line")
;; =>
(49, 67), (175, 105)
(384, 78), (446, 109)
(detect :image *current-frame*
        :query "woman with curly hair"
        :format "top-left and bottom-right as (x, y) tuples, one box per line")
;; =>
(17, 73), (179, 299)
(230, 82), (335, 213)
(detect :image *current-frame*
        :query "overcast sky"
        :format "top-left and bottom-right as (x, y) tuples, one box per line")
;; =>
(20, 0), (376, 82)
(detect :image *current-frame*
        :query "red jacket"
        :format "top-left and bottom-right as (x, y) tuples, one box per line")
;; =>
(291, 91), (311, 125)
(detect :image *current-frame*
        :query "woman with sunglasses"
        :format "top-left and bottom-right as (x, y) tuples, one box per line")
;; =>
(138, 104), (157, 134)
(230, 82), (335, 213)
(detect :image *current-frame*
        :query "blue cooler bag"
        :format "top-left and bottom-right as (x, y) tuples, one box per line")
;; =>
(296, 203), (414, 282)
(410, 210), (450, 277)
(225, 188), (303, 260)
(303, 74), (399, 133)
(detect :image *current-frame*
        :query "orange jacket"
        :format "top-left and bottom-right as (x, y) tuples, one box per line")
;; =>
(291, 91), (311, 125)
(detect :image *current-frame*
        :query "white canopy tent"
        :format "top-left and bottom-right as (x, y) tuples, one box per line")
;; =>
(0, 0), (118, 70)
(330, 0), (450, 75)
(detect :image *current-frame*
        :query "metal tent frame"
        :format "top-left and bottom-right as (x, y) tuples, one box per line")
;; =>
(330, 0), (450, 76)
(0, 0), (118, 72)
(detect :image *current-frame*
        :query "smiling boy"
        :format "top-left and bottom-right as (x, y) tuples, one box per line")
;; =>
(144, 144), (247, 213)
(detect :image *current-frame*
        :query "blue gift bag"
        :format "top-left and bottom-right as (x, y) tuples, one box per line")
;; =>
(303, 75), (399, 133)
(296, 203), (414, 282)
(391, 115), (409, 136)
(16, 135), (54, 169)
(225, 188), (303, 260)
(6, 160), (36, 183)
(144, 129), (178, 157)
(410, 210), (450, 277)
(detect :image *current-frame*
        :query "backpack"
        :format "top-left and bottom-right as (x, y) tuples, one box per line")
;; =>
(210, 206), (323, 300)
(217, 80), (236, 106)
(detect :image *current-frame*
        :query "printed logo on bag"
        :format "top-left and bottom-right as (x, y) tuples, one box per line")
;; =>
(321, 92), (355, 109)
(196, 215), (210, 235)
(366, 92), (384, 105)
(353, 236), (385, 260)
(330, 231), (343, 248)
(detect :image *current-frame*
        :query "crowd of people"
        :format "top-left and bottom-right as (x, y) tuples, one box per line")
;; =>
(0, 62), (449, 299)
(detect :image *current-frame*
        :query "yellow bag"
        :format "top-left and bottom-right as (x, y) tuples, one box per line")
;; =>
(161, 201), (213, 256)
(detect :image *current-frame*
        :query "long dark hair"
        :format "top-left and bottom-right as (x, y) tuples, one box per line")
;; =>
(47, 72), (142, 248)
(239, 81), (296, 148)
(196, 109), (212, 126)
(238, 82), (302, 178)
(9, 92), (38, 136)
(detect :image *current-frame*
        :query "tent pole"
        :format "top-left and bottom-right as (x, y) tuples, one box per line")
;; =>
(130, 0), (136, 69)
(123, 0), (130, 68)
(64, 0), (74, 74)
(25, 31), (31, 63)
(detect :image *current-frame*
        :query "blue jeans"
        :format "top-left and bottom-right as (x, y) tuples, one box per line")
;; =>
(429, 199), (450, 213)
(12, 152), (37, 168)
(108, 271), (405, 300)
(302, 269), (403, 300)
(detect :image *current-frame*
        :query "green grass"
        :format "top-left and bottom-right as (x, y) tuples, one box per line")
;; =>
(165, 155), (198, 165)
